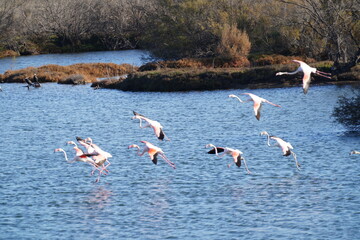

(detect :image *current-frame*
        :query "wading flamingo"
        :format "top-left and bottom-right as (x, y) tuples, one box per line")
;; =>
(230, 93), (281, 120)
(128, 140), (176, 169)
(260, 131), (301, 170)
(205, 144), (251, 173)
(276, 60), (331, 94)
(132, 111), (170, 141)
(350, 150), (360, 155)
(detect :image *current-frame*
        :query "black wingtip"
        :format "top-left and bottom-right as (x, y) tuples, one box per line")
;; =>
(76, 136), (84, 141)
(284, 150), (291, 157)
(207, 148), (224, 154)
(152, 153), (158, 165)
(158, 129), (165, 141)
(236, 156), (242, 167)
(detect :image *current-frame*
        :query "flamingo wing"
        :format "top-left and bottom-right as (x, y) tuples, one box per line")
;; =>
(302, 72), (311, 94)
(254, 101), (262, 120)
(158, 128), (165, 140)
(152, 153), (158, 165)
(235, 155), (242, 167)
(283, 149), (292, 156)
(273, 137), (292, 156)
(148, 148), (158, 165)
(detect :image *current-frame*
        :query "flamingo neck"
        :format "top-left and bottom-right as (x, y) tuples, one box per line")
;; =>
(278, 68), (300, 75)
(60, 149), (70, 162)
(132, 146), (140, 155)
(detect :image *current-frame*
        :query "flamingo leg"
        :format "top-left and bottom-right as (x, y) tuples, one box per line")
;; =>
(99, 162), (110, 175)
(160, 154), (176, 169)
(291, 151), (301, 170)
(102, 160), (111, 172)
(242, 158), (252, 174)
(316, 70), (331, 76)
(316, 72), (332, 79)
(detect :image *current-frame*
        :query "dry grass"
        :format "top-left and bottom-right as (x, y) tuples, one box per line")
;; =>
(1, 63), (137, 83)
(139, 57), (250, 72)
(0, 50), (20, 58)
(250, 54), (316, 66)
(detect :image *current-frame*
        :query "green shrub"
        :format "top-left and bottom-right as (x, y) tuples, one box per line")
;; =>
(333, 91), (360, 130)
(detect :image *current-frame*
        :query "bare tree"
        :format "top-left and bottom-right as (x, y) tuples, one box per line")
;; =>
(0, 0), (26, 50)
(277, 0), (360, 67)
(27, 0), (97, 49)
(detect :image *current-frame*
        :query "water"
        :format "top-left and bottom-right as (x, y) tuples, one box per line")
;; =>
(0, 49), (150, 74)
(0, 52), (359, 239)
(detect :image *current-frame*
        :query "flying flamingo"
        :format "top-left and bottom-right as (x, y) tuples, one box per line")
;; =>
(350, 150), (360, 155)
(230, 93), (281, 120)
(128, 140), (176, 169)
(260, 131), (301, 170)
(205, 144), (251, 173)
(63, 141), (106, 182)
(54, 148), (95, 165)
(132, 111), (170, 141)
(76, 137), (111, 175)
(275, 60), (331, 94)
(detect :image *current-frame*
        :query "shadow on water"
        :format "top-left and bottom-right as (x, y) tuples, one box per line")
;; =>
(83, 186), (113, 211)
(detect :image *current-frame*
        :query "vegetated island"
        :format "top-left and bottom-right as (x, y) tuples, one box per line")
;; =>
(0, 55), (359, 92)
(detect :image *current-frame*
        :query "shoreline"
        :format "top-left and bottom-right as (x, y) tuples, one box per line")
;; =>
(1, 61), (359, 92)
(92, 64), (360, 92)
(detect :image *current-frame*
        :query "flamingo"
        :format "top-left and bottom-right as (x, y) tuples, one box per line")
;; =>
(350, 150), (360, 155)
(65, 140), (106, 182)
(76, 137), (111, 175)
(0, 86), (2, 92)
(132, 111), (170, 141)
(205, 144), (251, 173)
(260, 131), (301, 170)
(276, 60), (331, 94)
(54, 148), (95, 165)
(230, 93), (281, 120)
(128, 140), (176, 169)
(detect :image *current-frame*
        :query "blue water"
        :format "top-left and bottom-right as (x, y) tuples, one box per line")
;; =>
(0, 52), (359, 239)
(0, 49), (150, 74)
